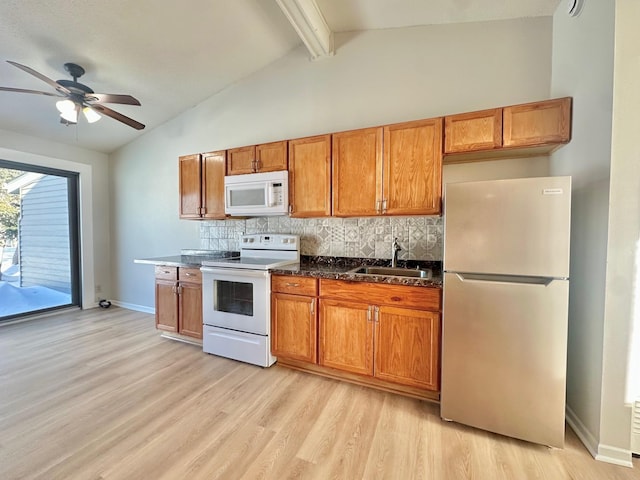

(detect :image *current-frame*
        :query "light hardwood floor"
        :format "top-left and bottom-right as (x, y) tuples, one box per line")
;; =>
(0, 307), (637, 480)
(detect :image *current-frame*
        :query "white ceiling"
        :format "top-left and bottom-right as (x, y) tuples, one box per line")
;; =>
(0, 0), (561, 154)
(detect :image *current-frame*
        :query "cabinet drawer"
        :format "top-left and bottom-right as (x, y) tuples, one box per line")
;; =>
(320, 279), (441, 311)
(272, 275), (318, 296)
(179, 267), (202, 283)
(155, 266), (177, 281)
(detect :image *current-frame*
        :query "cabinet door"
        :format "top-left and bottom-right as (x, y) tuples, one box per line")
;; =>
(156, 279), (178, 332)
(289, 135), (332, 217)
(179, 154), (202, 219)
(444, 108), (502, 153)
(375, 306), (440, 390)
(503, 97), (571, 148)
(227, 146), (256, 175)
(178, 281), (202, 339)
(271, 293), (317, 363)
(383, 118), (443, 215)
(201, 150), (226, 220)
(256, 141), (288, 172)
(319, 298), (373, 376)
(332, 127), (382, 216)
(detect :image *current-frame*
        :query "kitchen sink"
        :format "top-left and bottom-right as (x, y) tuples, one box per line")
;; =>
(348, 266), (432, 279)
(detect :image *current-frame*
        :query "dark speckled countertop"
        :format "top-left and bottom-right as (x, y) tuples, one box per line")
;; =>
(134, 249), (239, 268)
(135, 252), (442, 288)
(271, 256), (442, 288)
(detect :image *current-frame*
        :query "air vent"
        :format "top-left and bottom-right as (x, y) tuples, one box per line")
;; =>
(632, 400), (640, 454)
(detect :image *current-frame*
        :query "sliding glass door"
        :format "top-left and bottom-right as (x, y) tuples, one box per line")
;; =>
(0, 160), (80, 320)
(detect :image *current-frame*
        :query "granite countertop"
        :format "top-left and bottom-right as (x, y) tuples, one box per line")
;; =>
(134, 249), (239, 268)
(136, 252), (443, 288)
(271, 256), (443, 288)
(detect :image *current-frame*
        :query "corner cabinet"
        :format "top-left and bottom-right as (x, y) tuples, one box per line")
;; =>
(288, 135), (332, 217)
(155, 266), (203, 339)
(227, 140), (288, 175)
(179, 151), (226, 220)
(270, 275), (318, 363)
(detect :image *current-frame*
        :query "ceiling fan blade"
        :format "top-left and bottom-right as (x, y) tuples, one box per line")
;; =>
(6, 60), (72, 95)
(0, 86), (63, 97)
(89, 104), (145, 130)
(87, 93), (141, 106)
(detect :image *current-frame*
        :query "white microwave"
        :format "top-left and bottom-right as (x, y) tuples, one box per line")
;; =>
(224, 170), (289, 216)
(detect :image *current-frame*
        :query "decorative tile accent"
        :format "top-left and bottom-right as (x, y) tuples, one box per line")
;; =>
(199, 215), (443, 260)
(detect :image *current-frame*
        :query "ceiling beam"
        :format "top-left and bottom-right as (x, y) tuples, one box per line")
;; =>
(275, 0), (334, 60)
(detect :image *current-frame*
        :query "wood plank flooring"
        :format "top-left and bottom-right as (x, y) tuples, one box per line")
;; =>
(0, 307), (637, 480)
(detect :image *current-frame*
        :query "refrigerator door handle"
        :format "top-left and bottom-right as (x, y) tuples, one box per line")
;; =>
(454, 273), (560, 286)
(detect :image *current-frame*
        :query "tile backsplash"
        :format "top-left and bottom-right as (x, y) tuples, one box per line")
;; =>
(200, 216), (443, 261)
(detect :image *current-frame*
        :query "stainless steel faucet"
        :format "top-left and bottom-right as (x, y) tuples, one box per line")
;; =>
(391, 237), (402, 267)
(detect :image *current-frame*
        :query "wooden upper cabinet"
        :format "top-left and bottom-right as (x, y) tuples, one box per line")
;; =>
(201, 150), (226, 220)
(503, 97), (571, 148)
(227, 141), (288, 175)
(179, 152), (226, 220)
(332, 127), (383, 217)
(178, 154), (202, 219)
(256, 141), (288, 172)
(444, 108), (502, 154)
(226, 146), (256, 175)
(383, 118), (443, 216)
(289, 134), (332, 217)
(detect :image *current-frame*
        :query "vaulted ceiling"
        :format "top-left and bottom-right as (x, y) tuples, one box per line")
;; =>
(0, 0), (561, 153)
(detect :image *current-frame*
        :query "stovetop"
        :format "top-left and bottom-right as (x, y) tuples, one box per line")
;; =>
(200, 233), (300, 270)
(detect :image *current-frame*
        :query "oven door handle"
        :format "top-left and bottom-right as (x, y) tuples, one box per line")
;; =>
(200, 267), (269, 279)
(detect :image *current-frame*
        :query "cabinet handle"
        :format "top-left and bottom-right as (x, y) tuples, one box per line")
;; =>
(310, 298), (315, 316)
(375, 200), (381, 214)
(172, 284), (176, 294)
(177, 285), (183, 295)
(374, 306), (380, 323)
(367, 305), (372, 322)
(185, 272), (196, 277)
(382, 200), (387, 214)
(285, 282), (300, 287)
(162, 270), (171, 274)
(288, 204), (293, 215)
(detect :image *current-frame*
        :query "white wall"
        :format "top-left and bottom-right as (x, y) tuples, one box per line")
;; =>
(0, 128), (110, 308)
(550, 0), (633, 467)
(110, 17), (553, 309)
(601, 0), (640, 462)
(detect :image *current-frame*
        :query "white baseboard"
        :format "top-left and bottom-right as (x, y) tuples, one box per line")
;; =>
(566, 405), (598, 458)
(110, 300), (155, 314)
(566, 405), (633, 468)
(595, 444), (633, 468)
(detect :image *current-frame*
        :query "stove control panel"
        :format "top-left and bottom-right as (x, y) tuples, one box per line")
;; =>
(239, 234), (299, 252)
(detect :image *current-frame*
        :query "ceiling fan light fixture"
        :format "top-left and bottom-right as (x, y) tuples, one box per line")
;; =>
(55, 99), (76, 113)
(83, 106), (101, 123)
(60, 107), (78, 123)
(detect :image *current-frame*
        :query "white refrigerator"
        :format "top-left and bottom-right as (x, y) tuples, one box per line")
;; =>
(441, 176), (571, 448)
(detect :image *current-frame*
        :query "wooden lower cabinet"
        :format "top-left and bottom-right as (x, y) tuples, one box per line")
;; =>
(154, 266), (202, 339)
(271, 275), (318, 363)
(319, 299), (373, 375)
(272, 274), (442, 399)
(375, 306), (440, 390)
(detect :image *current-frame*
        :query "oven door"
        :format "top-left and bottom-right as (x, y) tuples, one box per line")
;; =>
(201, 267), (270, 335)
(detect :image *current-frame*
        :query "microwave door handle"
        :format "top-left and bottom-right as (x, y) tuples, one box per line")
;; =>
(266, 183), (274, 207)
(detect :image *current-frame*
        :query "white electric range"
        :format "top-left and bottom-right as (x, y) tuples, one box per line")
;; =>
(200, 233), (300, 367)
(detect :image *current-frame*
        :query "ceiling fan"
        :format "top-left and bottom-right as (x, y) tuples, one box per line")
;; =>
(0, 61), (145, 130)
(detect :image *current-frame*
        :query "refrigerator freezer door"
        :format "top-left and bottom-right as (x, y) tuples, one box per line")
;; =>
(441, 272), (569, 448)
(444, 176), (571, 278)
